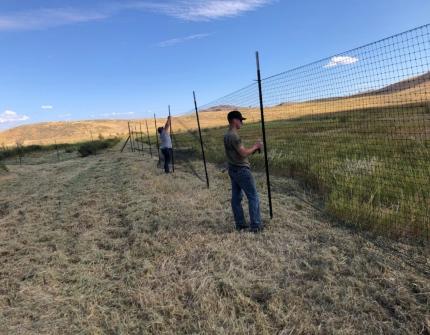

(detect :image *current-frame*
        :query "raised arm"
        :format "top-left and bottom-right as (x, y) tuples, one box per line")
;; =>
(164, 116), (171, 131)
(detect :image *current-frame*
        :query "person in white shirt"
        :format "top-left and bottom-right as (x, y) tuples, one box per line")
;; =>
(158, 116), (173, 173)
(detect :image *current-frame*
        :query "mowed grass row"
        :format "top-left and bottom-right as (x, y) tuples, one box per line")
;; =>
(167, 103), (430, 240)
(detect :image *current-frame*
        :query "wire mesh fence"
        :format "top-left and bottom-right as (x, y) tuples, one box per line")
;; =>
(262, 24), (430, 239)
(168, 24), (430, 240)
(120, 24), (430, 240)
(128, 121), (155, 158)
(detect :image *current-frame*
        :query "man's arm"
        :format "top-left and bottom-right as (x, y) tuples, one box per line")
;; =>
(164, 116), (171, 131)
(238, 140), (262, 158)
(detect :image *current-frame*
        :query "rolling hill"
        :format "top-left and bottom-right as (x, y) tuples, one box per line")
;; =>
(1, 72), (429, 147)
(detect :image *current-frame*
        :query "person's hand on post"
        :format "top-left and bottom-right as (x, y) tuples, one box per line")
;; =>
(254, 139), (263, 154)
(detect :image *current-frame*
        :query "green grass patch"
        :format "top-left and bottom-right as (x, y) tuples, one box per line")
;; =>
(0, 138), (120, 161)
(171, 104), (430, 240)
(77, 138), (120, 157)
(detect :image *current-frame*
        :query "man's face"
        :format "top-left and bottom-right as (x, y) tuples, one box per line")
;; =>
(233, 118), (243, 129)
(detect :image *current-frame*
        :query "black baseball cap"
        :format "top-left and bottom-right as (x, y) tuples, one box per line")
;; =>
(227, 110), (247, 122)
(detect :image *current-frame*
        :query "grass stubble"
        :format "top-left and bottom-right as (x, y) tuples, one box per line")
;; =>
(0, 145), (429, 334)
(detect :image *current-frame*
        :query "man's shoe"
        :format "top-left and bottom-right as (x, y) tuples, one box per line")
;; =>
(236, 225), (249, 232)
(250, 226), (264, 233)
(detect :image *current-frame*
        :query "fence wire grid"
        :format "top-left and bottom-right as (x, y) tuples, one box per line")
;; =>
(163, 24), (430, 240)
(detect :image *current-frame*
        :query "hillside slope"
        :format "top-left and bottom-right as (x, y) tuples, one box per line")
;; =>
(1, 73), (429, 146)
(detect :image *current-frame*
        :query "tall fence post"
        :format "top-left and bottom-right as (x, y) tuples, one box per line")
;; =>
(134, 125), (139, 153)
(145, 120), (153, 157)
(168, 105), (175, 173)
(139, 123), (145, 155)
(131, 124), (135, 152)
(154, 114), (160, 165)
(256, 51), (273, 219)
(128, 121), (134, 152)
(134, 124), (140, 154)
(193, 91), (210, 188)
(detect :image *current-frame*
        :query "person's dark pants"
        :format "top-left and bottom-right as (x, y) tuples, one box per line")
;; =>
(228, 165), (262, 230)
(161, 148), (172, 173)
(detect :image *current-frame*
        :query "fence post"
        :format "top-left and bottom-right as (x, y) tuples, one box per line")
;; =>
(193, 91), (210, 188)
(139, 123), (145, 155)
(128, 121), (134, 152)
(154, 114), (160, 165)
(120, 136), (131, 152)
(168, 105), (175, 173)
(145, 120), (153, 157)
(131, 123), (136, 152)
(134, 125), (137, 153)
(134, 124), (140, 154)
(256, 51), (273, 219)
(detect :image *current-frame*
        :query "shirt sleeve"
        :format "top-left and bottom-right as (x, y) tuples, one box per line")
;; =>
(230, 133), (242, 152)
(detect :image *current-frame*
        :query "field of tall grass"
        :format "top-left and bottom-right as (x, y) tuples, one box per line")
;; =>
(170, 103), (430, 240)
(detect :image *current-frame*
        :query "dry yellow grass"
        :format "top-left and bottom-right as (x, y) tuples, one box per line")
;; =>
(0, 144), (428, 334)
(1, 79), (429, 147)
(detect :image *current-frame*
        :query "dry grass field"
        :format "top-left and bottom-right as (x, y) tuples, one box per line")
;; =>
(1, 74), (429, 147)
(0, 143), (429, 334)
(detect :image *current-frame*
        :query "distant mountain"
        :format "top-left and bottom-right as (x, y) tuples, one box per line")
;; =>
(200, 105), (241, 112)
(366, 71), (430, 95)
(1, 72), (429, 147)
(0, 120), (131, 147)
(277, 71), (430, 106)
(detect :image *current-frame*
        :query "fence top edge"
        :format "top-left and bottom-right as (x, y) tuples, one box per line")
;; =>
(262, 23), (430, 81)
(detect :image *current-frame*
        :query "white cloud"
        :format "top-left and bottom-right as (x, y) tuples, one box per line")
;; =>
(0, 110), (30, 124)
(0, 7), (110, 31)
(134, 0), (273, 21)
(0, 1), (273, 31)
(324, 56), (359, 68)
(157, 33), (211, 47)
(41, 105), (53, 110)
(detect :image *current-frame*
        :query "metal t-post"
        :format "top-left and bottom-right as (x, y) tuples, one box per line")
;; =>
(139, 123), (144, 154)
(154, 114), (161, 165)
(128, 122), (134, 152)
(134, 125), (139, 153)
(193, 91), (210, 188)
(168, 105), (175, 173)
(256, 51), (273, 219)
(145, 120), (153, 157)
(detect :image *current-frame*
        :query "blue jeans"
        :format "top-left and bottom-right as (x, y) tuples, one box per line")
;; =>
(228, 165), (262, 229)
(161, 148), (172, 173)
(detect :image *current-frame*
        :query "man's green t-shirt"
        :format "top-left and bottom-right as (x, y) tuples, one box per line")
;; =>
(224, 129), (250, 168)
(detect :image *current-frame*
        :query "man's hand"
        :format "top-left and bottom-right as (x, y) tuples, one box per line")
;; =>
(253, 140), (263, 154)
(239, 140), (263, 157)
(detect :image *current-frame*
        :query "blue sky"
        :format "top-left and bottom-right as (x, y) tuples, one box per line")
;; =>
(1, 0), (430, 130)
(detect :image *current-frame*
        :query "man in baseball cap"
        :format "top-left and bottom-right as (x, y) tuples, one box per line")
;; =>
(224, 110), (263, 232)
